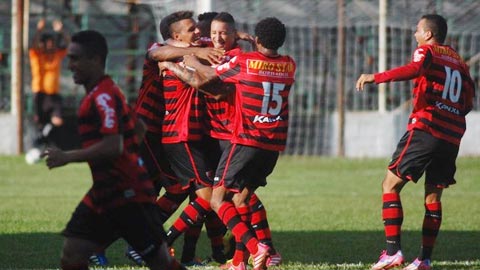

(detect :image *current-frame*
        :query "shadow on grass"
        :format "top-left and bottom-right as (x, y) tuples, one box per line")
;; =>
(0, 230), (479, 268)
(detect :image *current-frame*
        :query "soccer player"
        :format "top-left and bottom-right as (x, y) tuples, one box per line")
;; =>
(162, 17), (296, 270)
(356, 14), (475, 270)
(149, 11), (223, 263)
(41, 29), (185, 270)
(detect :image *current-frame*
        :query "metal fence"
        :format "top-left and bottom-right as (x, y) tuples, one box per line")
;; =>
(0, 0), (479, 155)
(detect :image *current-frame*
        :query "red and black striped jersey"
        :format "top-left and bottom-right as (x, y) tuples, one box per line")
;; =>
(204, 47), (242, 140)
(215, 51), (296, 151)
(134, 42), (165, 134)
(375, 44), (475, 145)
(162, 59), (205, 143)
(77, 76), (156, 213)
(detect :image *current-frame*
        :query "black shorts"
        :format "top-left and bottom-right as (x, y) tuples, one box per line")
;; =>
(163, 141), (214, 190)
(388, 129), (458, 188)
(215, 142), (279, 192)
(62, 202), (166, 261)
(34, 92), (62, 125)
(140, 131), (178, 192)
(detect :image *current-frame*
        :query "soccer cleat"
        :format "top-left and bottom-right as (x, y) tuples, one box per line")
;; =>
(221, 260), (247, 270)
(252, 242), (270, 270)
(89, 253), (108, 266)
(402, 258), (432, 270)
(266, 251), (282, 267)
(125, 246), (145, 266)
(371, 250), (404, 270)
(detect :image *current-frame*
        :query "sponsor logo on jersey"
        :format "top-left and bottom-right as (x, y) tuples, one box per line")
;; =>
(247, 59), (295, 78)
(413, 48), (425, 62)
(96, 93), (116, 128)
(435, 101), (460, 115)
(253, 115), (283, 123)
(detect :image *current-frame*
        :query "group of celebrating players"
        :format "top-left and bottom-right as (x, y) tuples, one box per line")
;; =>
(42, 9), (295, 270)
(41, 7), (475, 270)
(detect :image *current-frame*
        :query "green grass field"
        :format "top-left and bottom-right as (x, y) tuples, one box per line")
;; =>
(1, 155), (479, 270)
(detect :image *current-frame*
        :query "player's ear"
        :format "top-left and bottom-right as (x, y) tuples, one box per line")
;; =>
(424, 30), (433, 41)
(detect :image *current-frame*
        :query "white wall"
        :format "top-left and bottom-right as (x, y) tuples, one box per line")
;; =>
(332, 111), (480, 158)
(0, 111), (479, 157)
(0, 113), (18, 155)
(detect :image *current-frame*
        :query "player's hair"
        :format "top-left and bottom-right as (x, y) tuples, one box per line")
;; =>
(197, 11), (219, 37)
(159, 10), (194, 40)
(254, 17), (286, 50)
(71, 30), (108, 67)
(213, 12), (235, 28)
(198, 11), (219, 22)
(421, 14), (448, 43)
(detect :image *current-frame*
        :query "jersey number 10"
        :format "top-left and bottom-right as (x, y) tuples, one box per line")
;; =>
(442, 66), (462, 103)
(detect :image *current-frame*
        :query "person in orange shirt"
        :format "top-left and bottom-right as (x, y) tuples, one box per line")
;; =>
(28, 18), (69, 154)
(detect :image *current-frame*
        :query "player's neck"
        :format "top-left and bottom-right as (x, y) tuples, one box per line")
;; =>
(84, 73), (107, 93)
(258, 47), (279, 58)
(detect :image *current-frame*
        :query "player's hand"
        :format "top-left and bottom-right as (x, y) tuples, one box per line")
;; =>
(37, 18), (46, 30)
(157, 61), (170, 74)
(355, 74), (375, 91)
(182, 54), (200, 68)
(52, 19), (63, 32)
(42, 147), (68, 169)
(237, 31), (254, 43)
(194, 47), (224, 65)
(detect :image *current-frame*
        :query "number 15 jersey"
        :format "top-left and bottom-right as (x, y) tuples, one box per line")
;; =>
(215, 51), (296, 151)
(374, 44), (475, 146)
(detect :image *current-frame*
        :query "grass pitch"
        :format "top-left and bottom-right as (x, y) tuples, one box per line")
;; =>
(0, 155), (479, 269)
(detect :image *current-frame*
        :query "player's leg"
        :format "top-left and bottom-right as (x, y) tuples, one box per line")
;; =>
(163, 142), (213, 247)
(373, 130), (437, 270)
(61, 237), (100, 270)
(404, 140), (457, 270)
(204, 210), (227, 264)
(113, 202), (185, 270)
(61, 202), (117, 270)
(212, 143), (270, 270)
(249, 193), (282, 266)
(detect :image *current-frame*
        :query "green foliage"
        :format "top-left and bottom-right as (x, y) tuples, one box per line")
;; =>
(0, 155), (479, 269)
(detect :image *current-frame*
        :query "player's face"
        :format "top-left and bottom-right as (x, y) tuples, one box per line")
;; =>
(211, 20), (236, 51)
(172, 19), (200, 46)
(414, 19), (428, 46)
(67, 43), (95, 85)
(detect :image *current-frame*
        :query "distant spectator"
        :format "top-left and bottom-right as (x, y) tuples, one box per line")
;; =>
(28, 18), (69, 152)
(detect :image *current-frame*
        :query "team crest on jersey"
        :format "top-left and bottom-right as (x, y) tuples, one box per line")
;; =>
(96, 93), (116, 128)
(413, 48), (425, 62)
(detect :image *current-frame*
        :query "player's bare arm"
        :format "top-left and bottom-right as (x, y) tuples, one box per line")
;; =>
(42, 134), (123, 169)
(159, 57), (224, 99)
(148, 45), (224, 65)
(355, 73), (375, 91)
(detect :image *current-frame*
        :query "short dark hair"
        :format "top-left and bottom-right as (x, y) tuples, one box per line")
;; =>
(213, 12), (235, 27)
(197, 11), (219, 37)
(254, 17), (286, 50)
(71, 30), (108, 67)
(421, 14), (448, 43)
(198, 11), (218, 22)
(159, 10), (194, 40)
